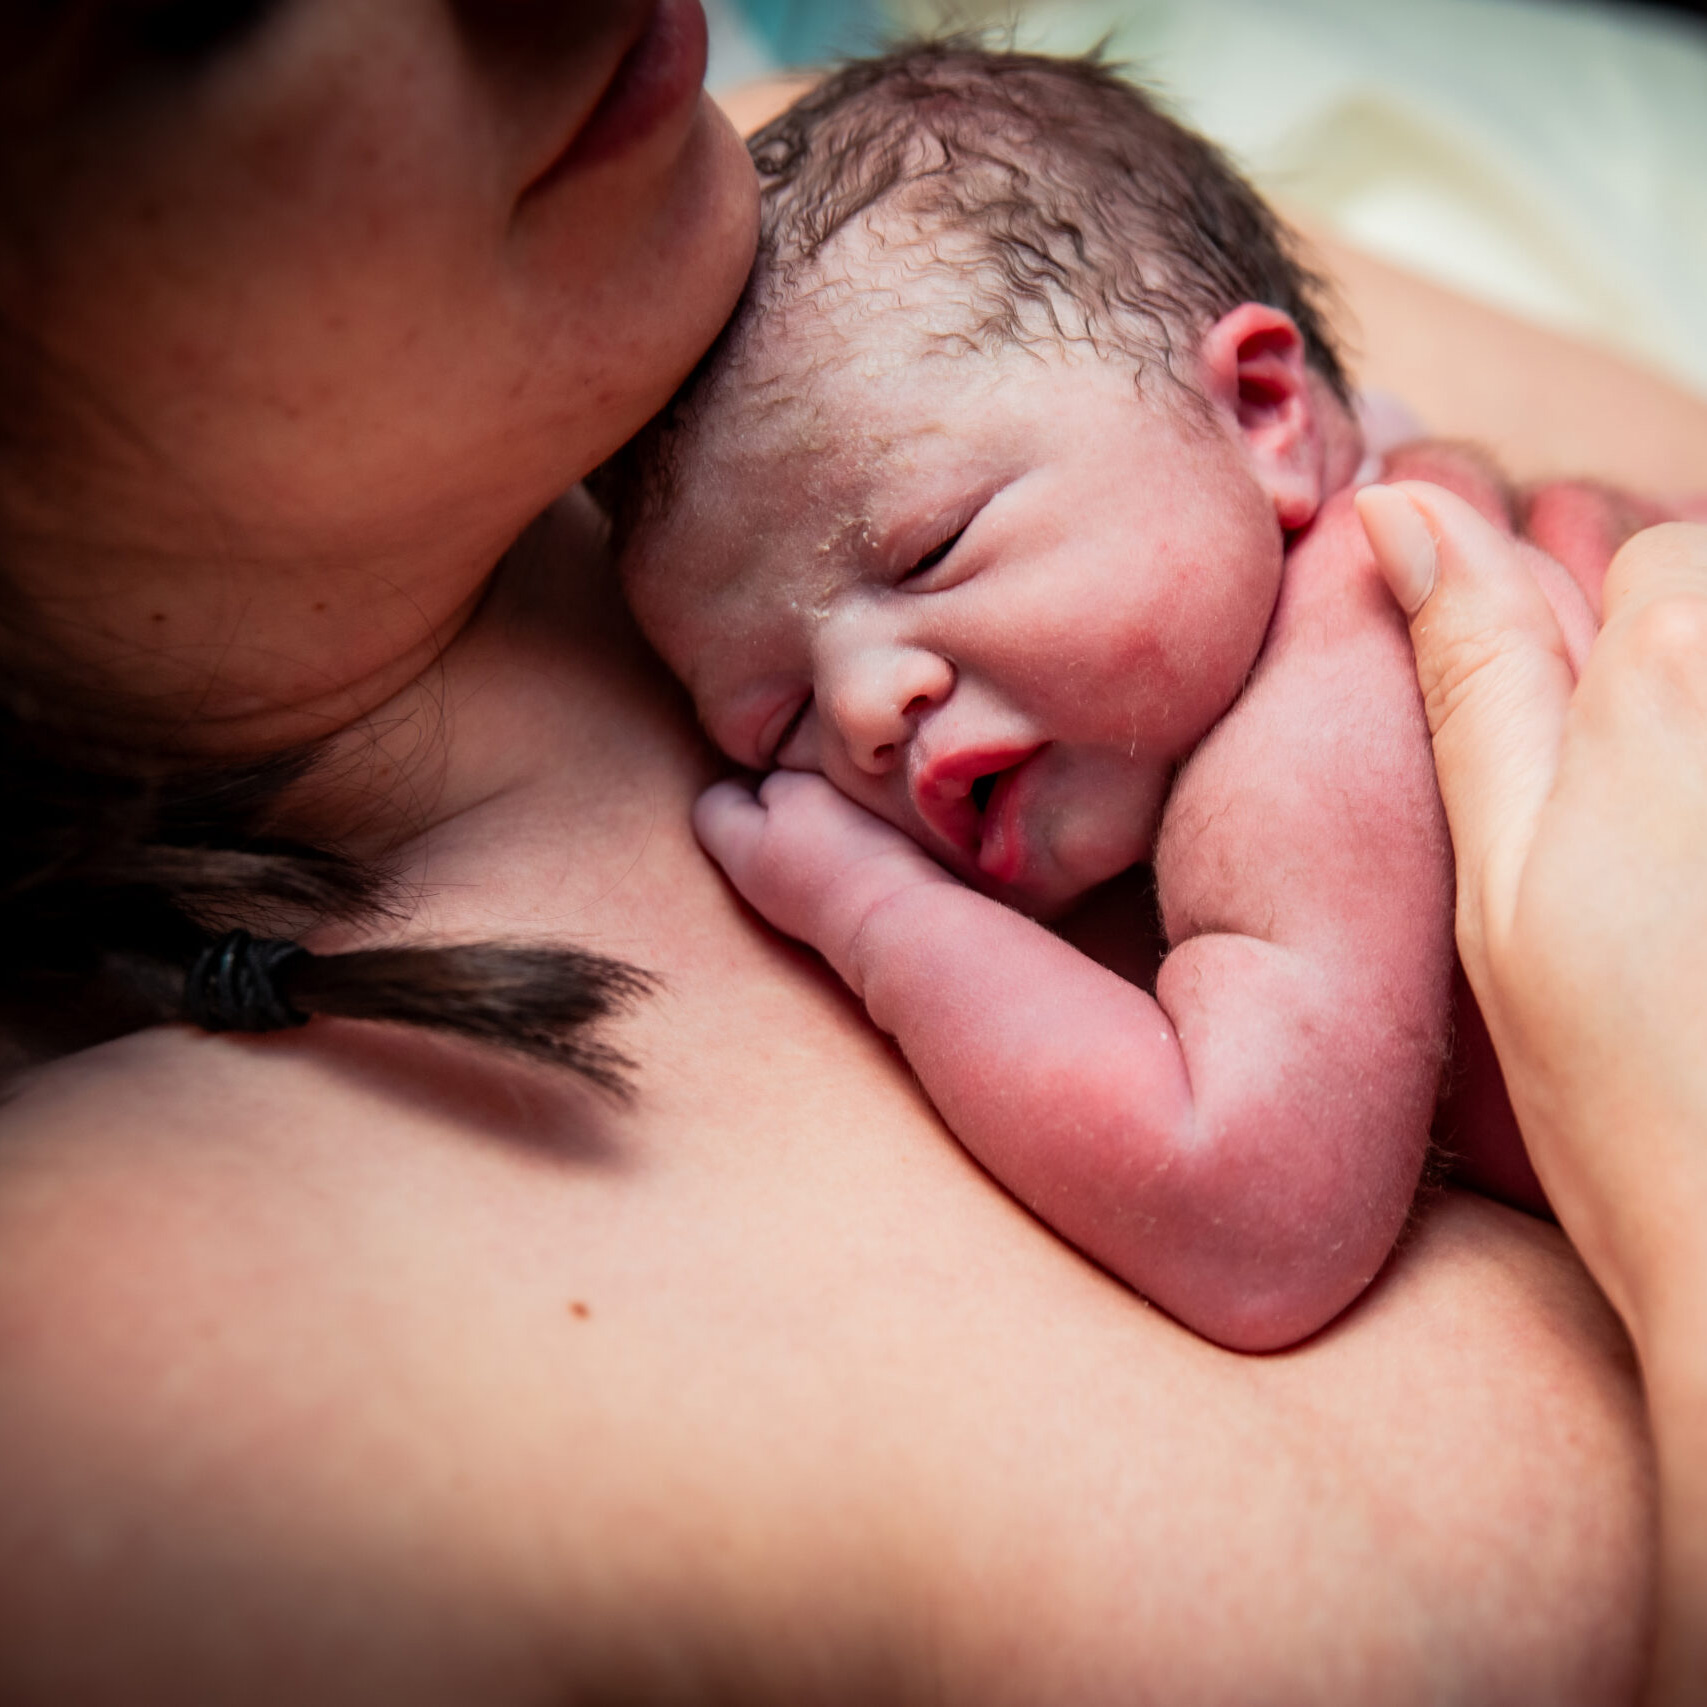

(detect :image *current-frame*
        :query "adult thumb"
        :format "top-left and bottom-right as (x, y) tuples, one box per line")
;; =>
(1354, 481), (1575, 954)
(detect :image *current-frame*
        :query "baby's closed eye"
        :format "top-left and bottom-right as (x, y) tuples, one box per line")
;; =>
(900, 527), (966, 583)
(766, 694), (814, 767)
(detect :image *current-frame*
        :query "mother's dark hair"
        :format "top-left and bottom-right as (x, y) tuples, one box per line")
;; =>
(0, 690), (652, 1083)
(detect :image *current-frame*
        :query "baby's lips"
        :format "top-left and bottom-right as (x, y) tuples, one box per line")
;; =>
(972, 751), (1045, 887)
(913, 743), (1041, 861)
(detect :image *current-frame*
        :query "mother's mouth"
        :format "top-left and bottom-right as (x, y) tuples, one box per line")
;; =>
(524, 0), (709, 194)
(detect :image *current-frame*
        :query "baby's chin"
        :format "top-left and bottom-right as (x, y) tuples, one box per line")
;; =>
(977, 847), (1138, 925)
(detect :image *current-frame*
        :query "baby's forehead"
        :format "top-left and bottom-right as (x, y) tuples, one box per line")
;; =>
(681, 218), (1087, 460)
(649, 289), (952, 524)
(625, 361), (892, 623)
(620, 351), (861, 604)
(728, 252), (984, 403)
(712, 206), (1051, 404)
(619, 235), (1197, 642)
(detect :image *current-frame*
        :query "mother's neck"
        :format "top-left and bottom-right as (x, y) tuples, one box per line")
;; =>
(273, 491), (670, 863)
(2, 471), (530, 762)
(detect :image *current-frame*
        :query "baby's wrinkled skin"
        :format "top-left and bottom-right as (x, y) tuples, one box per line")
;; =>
(622, 274), (1603, 1351)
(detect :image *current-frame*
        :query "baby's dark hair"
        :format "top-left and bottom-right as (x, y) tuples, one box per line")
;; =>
(599, 40), (1348, 540)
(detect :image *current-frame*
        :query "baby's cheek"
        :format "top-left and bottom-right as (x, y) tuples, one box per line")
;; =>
(1151, 623), (1272, 759)
(1062, 759), (1169, 863)
(1170, 549), (1286, 752)
(811, 756), (940, 857)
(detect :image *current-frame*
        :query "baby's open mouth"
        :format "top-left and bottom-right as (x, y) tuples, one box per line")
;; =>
(914, 744), (1044, 877)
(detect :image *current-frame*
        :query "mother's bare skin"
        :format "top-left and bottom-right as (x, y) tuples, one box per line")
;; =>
(0, 502), (1651, 1703)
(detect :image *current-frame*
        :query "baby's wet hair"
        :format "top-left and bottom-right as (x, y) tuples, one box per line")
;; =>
(598, 39), (1349, 543)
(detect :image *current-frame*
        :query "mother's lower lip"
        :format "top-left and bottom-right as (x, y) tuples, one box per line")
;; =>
(526, 0), (709, 191)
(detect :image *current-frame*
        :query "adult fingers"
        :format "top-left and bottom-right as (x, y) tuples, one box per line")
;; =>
(1601, 522), (1707, 637)
(1568, 523), (1707, 868)
(1354, 481), (1577, 966)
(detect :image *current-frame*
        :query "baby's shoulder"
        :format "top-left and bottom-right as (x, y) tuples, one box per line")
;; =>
(1276, 438), (1517, 616)
(1375, 439), (1518, 527)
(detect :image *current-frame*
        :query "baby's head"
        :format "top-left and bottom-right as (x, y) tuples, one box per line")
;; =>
(612, 43), (1360, 918)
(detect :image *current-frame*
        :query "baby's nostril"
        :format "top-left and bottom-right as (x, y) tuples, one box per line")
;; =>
(873, 742), (895, 761)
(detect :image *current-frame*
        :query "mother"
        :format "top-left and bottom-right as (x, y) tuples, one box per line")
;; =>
(0, 3), (1660, 1699)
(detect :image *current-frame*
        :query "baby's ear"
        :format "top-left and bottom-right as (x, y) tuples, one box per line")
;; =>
(1197, 304), (1322, 530)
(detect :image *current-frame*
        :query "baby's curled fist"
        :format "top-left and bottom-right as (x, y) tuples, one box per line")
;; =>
(694, 772), (959, 996)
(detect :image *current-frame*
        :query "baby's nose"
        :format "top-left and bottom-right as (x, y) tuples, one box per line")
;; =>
(825, 646), (953, 774)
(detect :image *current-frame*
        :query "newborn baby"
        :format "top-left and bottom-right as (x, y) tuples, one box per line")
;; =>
(607, 45), (1659, 1350)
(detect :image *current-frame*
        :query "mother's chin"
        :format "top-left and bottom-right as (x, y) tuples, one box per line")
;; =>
(544, 90), (761, 482)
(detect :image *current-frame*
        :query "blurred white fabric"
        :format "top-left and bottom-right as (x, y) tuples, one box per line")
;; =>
(709, 0), (1707, 398)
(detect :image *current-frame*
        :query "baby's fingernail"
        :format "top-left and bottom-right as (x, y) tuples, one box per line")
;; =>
(1356, 484), (1439, 616)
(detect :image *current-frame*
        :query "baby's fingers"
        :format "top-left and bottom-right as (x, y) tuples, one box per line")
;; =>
(693, 775), (831, 942)
(1355, 482), (1575, 967)
(692, 778), (770, 885)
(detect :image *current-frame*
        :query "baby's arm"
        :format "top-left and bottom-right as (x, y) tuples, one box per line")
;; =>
(698, 495), (1460, 1354)
(1522, 477), (1707, 618)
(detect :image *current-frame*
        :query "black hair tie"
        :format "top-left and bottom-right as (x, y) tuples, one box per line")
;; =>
(184, 930), (309, 1033)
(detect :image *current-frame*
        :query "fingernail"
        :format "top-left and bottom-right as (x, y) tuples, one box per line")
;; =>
(1356, 485), (1439, 616)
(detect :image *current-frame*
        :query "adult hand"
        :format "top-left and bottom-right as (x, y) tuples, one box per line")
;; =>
(1357, 483), (1707, 1706)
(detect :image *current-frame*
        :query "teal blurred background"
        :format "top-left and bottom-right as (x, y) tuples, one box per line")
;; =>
(721, 0), (886, 62)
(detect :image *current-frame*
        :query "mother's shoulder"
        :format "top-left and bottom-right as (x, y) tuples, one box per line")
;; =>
(0, 1014), (1650, 1700)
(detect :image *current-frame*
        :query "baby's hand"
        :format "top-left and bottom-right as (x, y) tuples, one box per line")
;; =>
(694, 772), (958, 995)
